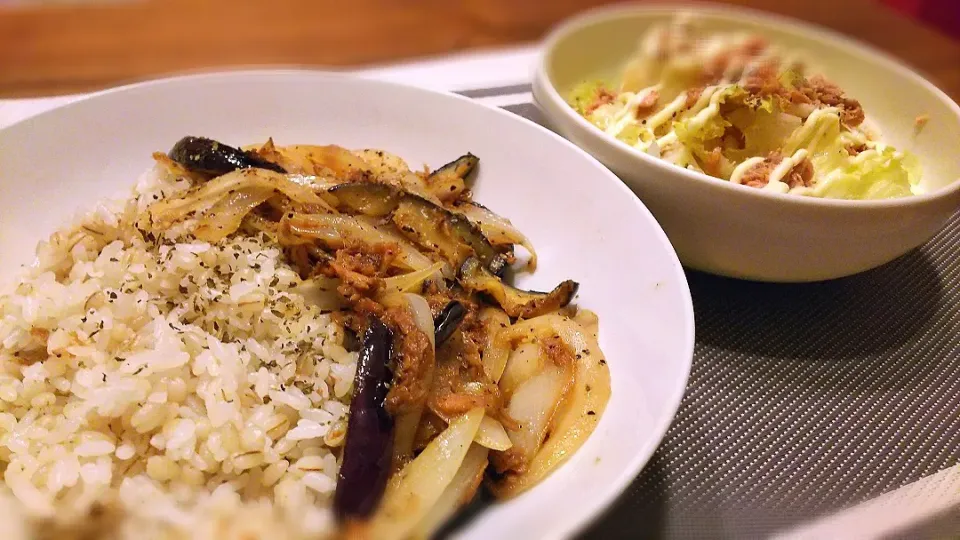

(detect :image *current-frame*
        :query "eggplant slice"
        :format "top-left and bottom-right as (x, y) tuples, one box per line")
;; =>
(169, 136), (286, 175)
(334, 316), (395, 521)
(434, 301), (467, 345)
(458, 257), (577, 319)
(429, 153), (478, 182)
(427, 153), (478, 202)
(326, 182), (508, 276)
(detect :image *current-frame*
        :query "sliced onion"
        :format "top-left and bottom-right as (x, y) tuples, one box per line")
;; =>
(491, 314), (611, 499)
(501, 365), (573, 467)
(474, 415), (513, 451)
(410, 443), (489, 539)
(193, 186), (275, 242)
(279, 213), (434, 271)
(369, 408), (484, 540)
(456, 202), (538, 270)
(381, 262), (445, 299)
(404, 293), (435, 350)
(498, 341), (542, 396)
(392, 410), (423, 471)
(272, 144), (372, 178)
(390, 293), (437, 468)
(572, 308), (600, 341)
(479, 307), (511, 383)
(149, 168), (333, 227)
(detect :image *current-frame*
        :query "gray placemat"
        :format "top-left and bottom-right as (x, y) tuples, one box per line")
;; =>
(467, 90), (960, 539)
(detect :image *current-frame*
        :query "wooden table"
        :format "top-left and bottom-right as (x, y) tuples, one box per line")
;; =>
(1, 0), (959, 100)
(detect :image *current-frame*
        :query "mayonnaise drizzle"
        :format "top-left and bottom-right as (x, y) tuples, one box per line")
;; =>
(784, 107), (841, 155)
(604, 85), (663, 139)
(730, 157), (766, 185)
(574, 14), (917, 199)
(770, 149), (809, 185)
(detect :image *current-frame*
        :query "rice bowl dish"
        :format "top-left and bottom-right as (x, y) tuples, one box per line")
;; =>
(0, 137), (610, 539)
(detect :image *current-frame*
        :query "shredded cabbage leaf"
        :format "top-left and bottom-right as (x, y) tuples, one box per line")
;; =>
(568, 81), (609, 116)
(811, 145), (921, 199)
(583, 81), (921, 198)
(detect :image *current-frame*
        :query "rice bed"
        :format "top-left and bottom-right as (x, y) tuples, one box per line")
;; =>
(0, 165), (356, 539)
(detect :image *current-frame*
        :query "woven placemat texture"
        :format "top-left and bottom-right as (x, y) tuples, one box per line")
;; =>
(585, 211), (960, 539)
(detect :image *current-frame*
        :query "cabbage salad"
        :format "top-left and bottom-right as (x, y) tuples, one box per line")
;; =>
(569, 15), (921, 199)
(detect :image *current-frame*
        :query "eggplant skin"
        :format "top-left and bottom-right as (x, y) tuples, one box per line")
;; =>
(325, 182), (507, 275)
(333, 317), (395, 521)
(446, 213), (509, 277)
(169, 136), (286, 175)
(434, 301), (467, 345)
(429, 153), (479, 181)
(458, 257), (578, 319)
(326, 182), (402, 217)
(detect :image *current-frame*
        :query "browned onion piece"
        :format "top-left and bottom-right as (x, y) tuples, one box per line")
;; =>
(192, 187), (275, 242)
(149, 168), (334, 232)
(489, 314), (611, 498)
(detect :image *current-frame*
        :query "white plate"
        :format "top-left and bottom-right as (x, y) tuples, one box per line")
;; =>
(0, 71), (694, 539)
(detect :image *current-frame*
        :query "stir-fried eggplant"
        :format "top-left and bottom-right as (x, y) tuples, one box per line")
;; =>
(144, 139), (609, 537)
(429, 153), (478, 181)
(458, 257), (578, 319)
(327, 182), (508, 275)
(434, 301), (467, 345)
(334, 317), (395, 521)
(326, 182), (402, 217)
(426, 153), (478, 202)
(169, 136), (286, 175)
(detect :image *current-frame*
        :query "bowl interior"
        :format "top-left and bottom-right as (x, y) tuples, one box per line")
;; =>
(0, 72), (693, 539)
(545, 4), (960, 195)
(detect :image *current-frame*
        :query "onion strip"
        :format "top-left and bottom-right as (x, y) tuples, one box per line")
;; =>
(491, 314), (611, 498)
(149, 168), (334, 228)
(457, 202), (538, 270)
(474, 415), (513, 451)
(192, 187), (275, 242)
(410, 444), (490, 540)
(381, 262), (445, 298)
(479, 307), (511, 383)
(391, 294), (437, 469)
(369, 408), (484, 540)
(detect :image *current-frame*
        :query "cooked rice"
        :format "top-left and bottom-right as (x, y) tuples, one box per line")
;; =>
(0, 165), (357, 539)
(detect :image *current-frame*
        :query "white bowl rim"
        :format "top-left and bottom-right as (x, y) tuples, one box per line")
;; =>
(0, 68), (697, 537)
(536, 1), (960, 210)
